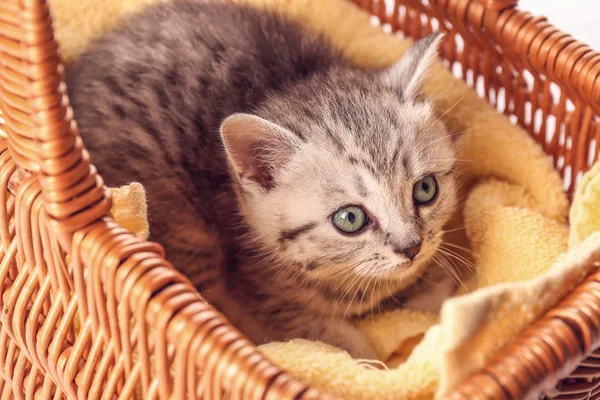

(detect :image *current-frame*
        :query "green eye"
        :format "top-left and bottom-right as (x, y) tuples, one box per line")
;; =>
(332, 206), (368, 234)
(413, 175), (437, 205)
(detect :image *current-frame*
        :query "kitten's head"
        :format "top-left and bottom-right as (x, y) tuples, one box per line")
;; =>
(220, 34), (457, 290)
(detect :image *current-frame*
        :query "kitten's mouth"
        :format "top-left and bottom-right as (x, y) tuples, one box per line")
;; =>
(389, 246), (437, 277)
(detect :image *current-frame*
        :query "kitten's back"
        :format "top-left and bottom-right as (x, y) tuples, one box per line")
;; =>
(65, 1), (341, 269)
(66, 0), (340, 186)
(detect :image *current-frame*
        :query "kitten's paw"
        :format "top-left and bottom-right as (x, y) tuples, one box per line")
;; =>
(342, 337), (378, 361)
(404, 274), (457, 313)
(320, 319), (378, 360)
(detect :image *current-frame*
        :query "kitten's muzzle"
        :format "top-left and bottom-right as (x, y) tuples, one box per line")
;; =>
(393, 241), (422, 260)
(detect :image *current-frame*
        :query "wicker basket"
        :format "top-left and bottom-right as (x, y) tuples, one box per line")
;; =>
(0, 0), (599, 398)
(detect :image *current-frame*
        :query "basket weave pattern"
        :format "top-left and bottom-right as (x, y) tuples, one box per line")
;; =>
(0, 0), (599, 398)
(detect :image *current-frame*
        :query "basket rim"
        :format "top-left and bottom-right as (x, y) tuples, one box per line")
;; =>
(1, 0), (600, 398)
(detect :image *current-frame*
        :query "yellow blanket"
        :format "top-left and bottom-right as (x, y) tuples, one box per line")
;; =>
(51, 0), (600, 398)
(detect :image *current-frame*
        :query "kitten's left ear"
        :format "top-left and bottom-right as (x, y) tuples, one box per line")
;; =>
(220, 113), (300, 190)
(380, 32), (443, 98)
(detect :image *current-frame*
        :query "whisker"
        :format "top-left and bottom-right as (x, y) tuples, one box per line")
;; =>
(433, 254), (466, 291)
(370, 279), (377, 323)
(442, 249), (475, 281)
(320, 270), (359, 321)
(333, 274), (362, 317)
(342, 274), (370, 322)
(421, 129), (473, 152)
(312, 256), (379, 285)
(307, 255), (385, 323)
(426, 96), (465, 133)
(438, 248), (477, 274)
(356, 359), (389, 370)
(442, 242), (473, 253)
(357, 279), (371, 325)
(438, 245), (476, 266)
(377, 278), (383, 316)
(431, 158), (474, 163)
(446, 168), (473, 178)
(442, 201), (507, 235)
(386, 279), (404, 306)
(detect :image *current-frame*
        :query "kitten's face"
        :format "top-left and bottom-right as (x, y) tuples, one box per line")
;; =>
(221, 34), (457, 289)
(236, 101), (456, 284)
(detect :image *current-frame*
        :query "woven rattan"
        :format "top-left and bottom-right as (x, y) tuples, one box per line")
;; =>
(0, 0), (599, 398)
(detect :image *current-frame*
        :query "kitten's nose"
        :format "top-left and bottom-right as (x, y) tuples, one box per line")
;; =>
(394, 241), (422, 260)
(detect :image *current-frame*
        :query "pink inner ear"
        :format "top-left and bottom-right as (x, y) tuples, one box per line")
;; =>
(222, 113), (297, 190)
(239, 136), (274, 188)
(224, 122), (277, 189)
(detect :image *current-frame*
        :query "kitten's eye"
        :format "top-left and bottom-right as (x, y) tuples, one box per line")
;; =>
(332, 206), (368, 234)
(413, 175), (437, 205)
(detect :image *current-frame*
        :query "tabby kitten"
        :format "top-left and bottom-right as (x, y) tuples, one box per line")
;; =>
(65, 0), (458, 359)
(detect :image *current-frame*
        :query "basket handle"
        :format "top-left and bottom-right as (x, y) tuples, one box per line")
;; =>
(475, 0), (517, 10)
(0, 0), (111, 251)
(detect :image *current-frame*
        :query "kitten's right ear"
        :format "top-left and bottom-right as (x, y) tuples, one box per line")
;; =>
(380, 32), (443, 98)
(220, 113), (299, 190)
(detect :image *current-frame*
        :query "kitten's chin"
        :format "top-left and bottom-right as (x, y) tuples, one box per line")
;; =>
(387, 251), (437, 284)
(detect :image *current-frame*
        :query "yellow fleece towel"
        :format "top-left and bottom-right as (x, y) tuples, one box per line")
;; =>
(109, 182), (150, 240)
(48, 0), (600, 398)
(570, 161), (600, 248)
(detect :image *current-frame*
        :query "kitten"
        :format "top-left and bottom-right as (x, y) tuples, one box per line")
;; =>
(65, 0), (458, 359)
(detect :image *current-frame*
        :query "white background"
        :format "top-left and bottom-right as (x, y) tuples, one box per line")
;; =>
(521, 0), (600, 49)
(381, 0), (600, 48)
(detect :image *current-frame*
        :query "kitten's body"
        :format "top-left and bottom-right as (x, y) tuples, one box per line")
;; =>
(66, 0), (458, 358)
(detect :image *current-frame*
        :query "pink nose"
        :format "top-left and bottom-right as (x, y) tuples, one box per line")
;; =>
(395, 242), (422, 260)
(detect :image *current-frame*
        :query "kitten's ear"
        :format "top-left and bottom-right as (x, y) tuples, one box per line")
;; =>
(220, 113), (299, 190)
(380, 32), (443, 98)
